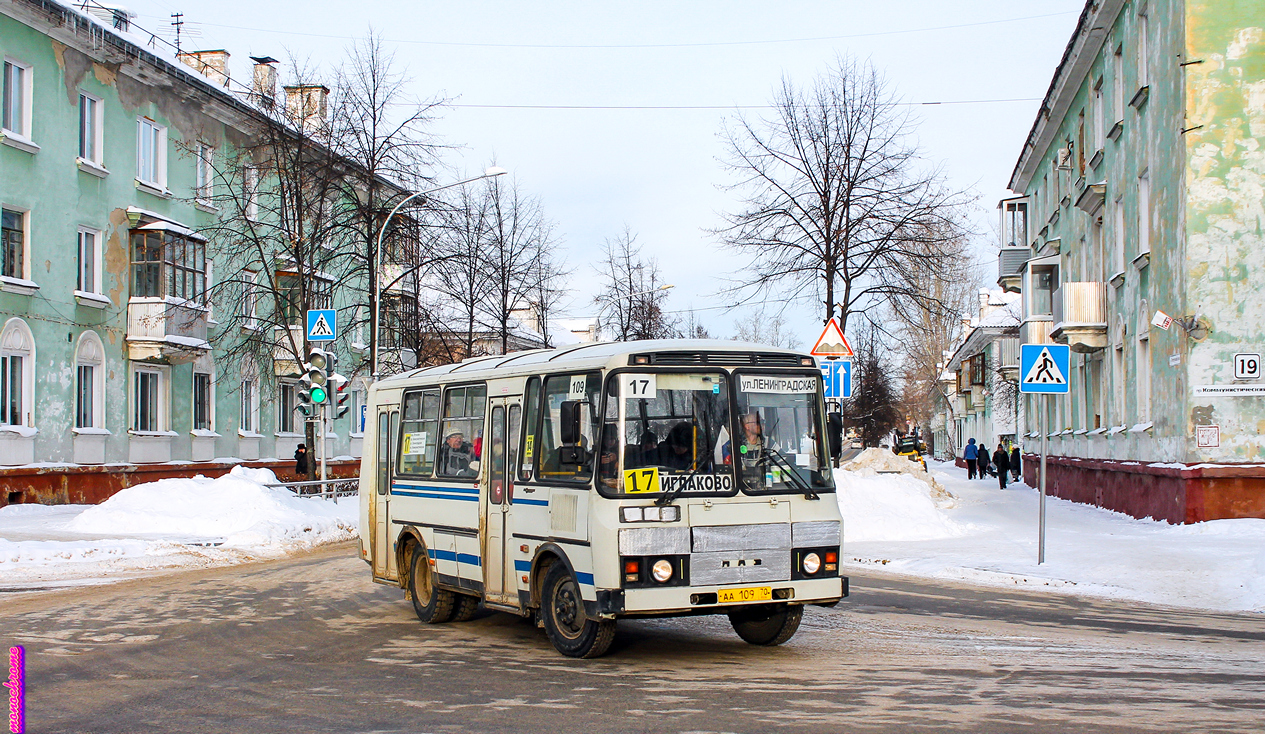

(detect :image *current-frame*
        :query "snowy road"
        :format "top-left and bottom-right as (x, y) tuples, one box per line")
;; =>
(4, 542), (1263, 733)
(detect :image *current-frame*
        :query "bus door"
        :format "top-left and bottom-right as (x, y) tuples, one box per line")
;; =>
(373, 407), (398, 580)
(484, 397), (522, 605)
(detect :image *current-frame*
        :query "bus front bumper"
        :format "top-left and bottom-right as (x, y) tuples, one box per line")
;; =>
(596, 576), (847, 618)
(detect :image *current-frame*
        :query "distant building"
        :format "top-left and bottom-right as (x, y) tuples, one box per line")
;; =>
(995, 0), (1265, 522)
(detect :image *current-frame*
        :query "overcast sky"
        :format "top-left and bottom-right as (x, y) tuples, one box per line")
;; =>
(123, 0), (1083, 343)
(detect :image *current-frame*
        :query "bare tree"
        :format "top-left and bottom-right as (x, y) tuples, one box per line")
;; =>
(593, 228), (677, 341)
(846, 325), (901, 447)
(715, 55), (971, 332)
(730, 307), (801, 349)
(479, 176), (558, 354)
(677, 309), (713, 339)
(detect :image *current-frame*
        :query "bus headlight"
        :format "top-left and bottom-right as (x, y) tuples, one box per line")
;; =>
(802, 552), (822, 575)
(651, 559), (674, 583)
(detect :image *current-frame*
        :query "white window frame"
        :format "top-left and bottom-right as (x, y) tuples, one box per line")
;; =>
(1137, 171), (1150, 257)
(74, 330), (106, 431)
(2, 59), (34, 144)
(1136, 4), (1149, 89)
(1091, 78), (1104, 152)
(239, 374), (261, 435)
(1113, 44), (1125, 124)
(350, 386), (366, 436)
(244, 165), (260, 221)
(131, 363), (171, 434)
(75, 227), (103, 297)
(136, 117), (168, 191)
(0, 318), (35, 430)
(195, 143), (215, 204)
(241, 270), (260, 329)
(277, 379), (301, 435)
(78, 91), (104, 166)
(192, 370), (215, 433)
(0, 205), (31, 286)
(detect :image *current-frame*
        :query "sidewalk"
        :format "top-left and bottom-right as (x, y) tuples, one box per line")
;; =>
(835, 458), (1265, 613)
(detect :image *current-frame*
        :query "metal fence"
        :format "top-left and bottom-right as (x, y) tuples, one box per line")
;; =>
(266, 477), (359, 502)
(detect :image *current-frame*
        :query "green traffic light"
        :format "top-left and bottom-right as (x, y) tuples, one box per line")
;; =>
(311, 386), (327, 404)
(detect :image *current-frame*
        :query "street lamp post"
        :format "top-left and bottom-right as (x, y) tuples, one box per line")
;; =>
(371, 166), (508, 381)
(595, 284), (675, 341)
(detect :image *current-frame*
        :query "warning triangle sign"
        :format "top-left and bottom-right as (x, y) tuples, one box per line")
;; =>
(810, 318), (854, 358)
(1023, 346), (1066, 385)
(309, 314), (334, 338)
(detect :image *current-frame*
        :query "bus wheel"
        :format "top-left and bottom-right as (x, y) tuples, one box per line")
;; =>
(728, 603), (803, 646)
(409, 546), (455, 623)
(541, 564), (615, 658)
(451, 594), (480, 622)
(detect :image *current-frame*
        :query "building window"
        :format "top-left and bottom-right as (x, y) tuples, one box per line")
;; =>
(2, 60), (31, 138)
(74, 331), (105, 430)
(1030, 264), (1058, 316)
(133, 367), (164, 432)
(1136, 6), (1149, 89)
(0, 319), (34, 429)
(240, 271), (259, 328)
(244, 166), (260, 220)
(137, 118), (167, 188)
(1002, 199), (1027, 248)
(193, 372), (213, 431)
(1137, 173), (1150, 256)
(1136, 332), (1151, 424)
(196, 144), (214, 203)
(1112, 45), (1124, 123)
(129, 230), (207, 302)
(278, 381), (299, 433)
(240, 377), (258, 433)
(1092, 79), (1104, 152)
(1113, 197), (1125, 275)
(0, 354), (22, 426)
(77, 228), (101, 294)
(78, 93), (103, 164)
(350, 387), (366, 435)
(276, 271), (332, 324)
(1, 208), (24, 280)
(969, 354), (986, 386)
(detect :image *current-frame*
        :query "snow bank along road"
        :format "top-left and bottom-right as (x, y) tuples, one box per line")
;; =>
(3, 543), (1262, 733)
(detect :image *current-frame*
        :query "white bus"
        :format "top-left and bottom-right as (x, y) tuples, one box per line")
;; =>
(358, 339), (846, 657)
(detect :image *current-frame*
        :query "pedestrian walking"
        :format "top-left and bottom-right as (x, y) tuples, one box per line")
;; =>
(993, 444), (1010, 489)
(963, 438), (978, 479)
(977, 447), (991, 478)
(1010, 445), (1022, 483)
(295, 443), (308, 478)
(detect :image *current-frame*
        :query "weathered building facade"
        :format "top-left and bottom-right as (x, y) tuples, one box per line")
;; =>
(0, 0), (373, 500)
(999, 0), (1265, 521)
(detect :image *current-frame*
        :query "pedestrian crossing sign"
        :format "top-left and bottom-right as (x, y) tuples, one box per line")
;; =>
(306, 309), (337, 342)
(1020, 343), (1070, 394)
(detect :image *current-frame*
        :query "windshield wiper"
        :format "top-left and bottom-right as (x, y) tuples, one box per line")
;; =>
(764, 448), (820, 500)
(654, 464), (707, 507)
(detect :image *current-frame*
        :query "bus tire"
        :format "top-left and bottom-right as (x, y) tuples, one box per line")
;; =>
(541, 563), (616, 658)
(728, 603), (803, 646)
(451, 594), (480, 622)
(409, 546), (455, 624)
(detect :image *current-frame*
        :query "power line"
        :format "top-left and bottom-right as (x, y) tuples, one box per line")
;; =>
(190, 11), (1076, 50)
(448, 98), (1041, 111)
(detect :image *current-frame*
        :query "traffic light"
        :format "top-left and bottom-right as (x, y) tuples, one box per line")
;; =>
(300, 347), (331, 408)
(325, 351), (351, 420)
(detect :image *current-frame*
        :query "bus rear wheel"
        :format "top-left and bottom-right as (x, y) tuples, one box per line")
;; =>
(409, 545), (455, 623)
(728, 603), (803, 646)
(541, 564), (615, 658)
(451, 594), (480, 622)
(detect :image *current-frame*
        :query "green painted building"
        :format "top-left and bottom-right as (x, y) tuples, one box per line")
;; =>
(0, 0), (371, 480)
(996, 0), (1265, 521)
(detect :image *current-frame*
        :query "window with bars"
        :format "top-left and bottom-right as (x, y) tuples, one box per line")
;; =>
(129, 230), (206, 302)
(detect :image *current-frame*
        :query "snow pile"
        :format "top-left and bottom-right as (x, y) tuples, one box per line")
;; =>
(836, 459), (1265, 613)
(0, 466), (356, 589)
(842, 448), (952, 502)
(836, 463), (969, 542)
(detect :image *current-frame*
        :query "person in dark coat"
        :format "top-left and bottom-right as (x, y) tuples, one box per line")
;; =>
(294, 443), (308, 477)
(993, 444), (1010, 489)
(963, 438), (978, 479)
(1010, 446), (1022, 483)
(977, 446), (991, 478)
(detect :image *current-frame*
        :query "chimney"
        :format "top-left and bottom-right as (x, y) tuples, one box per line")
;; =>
(284, 84), (329, 130)
(249, 56), (278, 108)
(178, 49), (230, 88)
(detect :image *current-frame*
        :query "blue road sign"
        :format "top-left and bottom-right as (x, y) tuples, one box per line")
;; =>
(820, 359), (852, 399)
(1020, 343), (1070, 394)
(306, 309), (337, 342)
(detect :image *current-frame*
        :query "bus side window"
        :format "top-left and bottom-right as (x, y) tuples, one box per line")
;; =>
(538, 372), (601, 485)
(519, 377), (540, 482)
(398, 389), (440, 476)
(437, 384), (487, 478)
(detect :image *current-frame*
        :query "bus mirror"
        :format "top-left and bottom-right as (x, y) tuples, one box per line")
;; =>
(560, 401), (582, 445)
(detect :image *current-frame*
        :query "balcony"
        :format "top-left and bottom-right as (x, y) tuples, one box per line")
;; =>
(1050, 282), (1108, 352)
(998, 337), (1020, 382)
(272, 326), (306, 375)
(126, 298), (210, 363)
(1019, 317), (1053, 346)
(997, 247), (1030, 293)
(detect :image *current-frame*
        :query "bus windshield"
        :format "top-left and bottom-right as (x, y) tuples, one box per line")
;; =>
(599, 372), (733, 495)
(732, 374), (832, 493)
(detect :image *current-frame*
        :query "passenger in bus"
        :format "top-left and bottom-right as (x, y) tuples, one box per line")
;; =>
(626, 430), (660, 469)
(661, 423), (697, 471)
(438, 431), (477, 477)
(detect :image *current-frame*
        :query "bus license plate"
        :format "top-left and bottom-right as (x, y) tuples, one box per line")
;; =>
(717, 586), (772, 604)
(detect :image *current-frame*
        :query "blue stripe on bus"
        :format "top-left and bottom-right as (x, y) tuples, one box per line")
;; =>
(427, 548), (482, 567)
(576, 572), (594, 586)
(392, 483), (479, 494)
(513, 498), (549, 506)
(514, 560), (532, 572)
(391, 488), (479, 502)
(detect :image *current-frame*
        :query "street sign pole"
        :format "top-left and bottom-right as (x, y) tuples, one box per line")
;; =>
(320, 402), (329, 483)
(1039, 394), (1048, 565)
